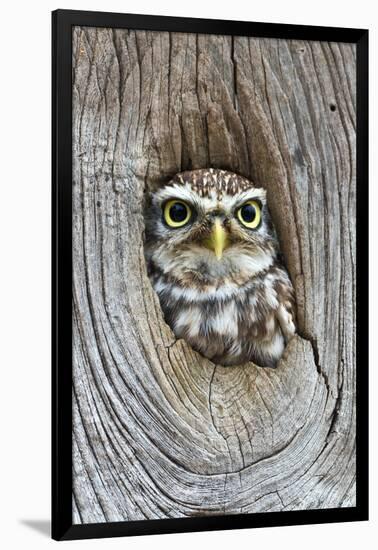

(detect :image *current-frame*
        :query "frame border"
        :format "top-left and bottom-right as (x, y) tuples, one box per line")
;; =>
(52, 9), (369, 541)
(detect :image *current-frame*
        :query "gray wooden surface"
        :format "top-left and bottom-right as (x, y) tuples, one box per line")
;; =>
(72, 27), (356, 523)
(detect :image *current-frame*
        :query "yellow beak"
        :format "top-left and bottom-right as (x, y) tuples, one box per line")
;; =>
(210, 218), (227, 260)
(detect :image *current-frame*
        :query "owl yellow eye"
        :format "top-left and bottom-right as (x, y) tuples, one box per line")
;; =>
(237, 200), (261, 229)
(163, 200), (192, 228)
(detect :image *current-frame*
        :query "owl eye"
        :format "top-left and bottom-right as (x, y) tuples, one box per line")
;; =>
(237, 200), (261, 229)
(163, 200), (192, 228)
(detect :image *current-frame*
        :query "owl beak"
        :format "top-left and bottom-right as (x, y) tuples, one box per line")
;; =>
(211, 218), (227, 260)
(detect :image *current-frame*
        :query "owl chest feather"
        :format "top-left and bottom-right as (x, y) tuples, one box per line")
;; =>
(153, 269), (291, 367)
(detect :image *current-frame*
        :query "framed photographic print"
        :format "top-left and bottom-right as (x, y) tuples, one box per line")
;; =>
(52, 9), (369, 541)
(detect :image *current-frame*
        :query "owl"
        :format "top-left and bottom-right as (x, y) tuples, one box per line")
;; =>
(144, 168), (296, 368)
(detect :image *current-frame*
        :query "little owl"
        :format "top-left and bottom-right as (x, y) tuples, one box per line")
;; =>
(144, 169), (296, 368)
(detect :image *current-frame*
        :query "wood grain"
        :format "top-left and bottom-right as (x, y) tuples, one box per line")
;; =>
(72, 27), (356, 523)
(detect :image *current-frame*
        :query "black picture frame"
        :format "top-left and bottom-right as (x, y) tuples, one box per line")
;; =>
(52, 9), (369, 541)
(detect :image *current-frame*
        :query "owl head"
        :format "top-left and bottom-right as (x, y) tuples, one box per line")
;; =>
(144, 169), (279, 287)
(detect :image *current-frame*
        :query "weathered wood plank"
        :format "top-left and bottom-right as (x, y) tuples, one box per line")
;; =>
(72, 27), (356, 523)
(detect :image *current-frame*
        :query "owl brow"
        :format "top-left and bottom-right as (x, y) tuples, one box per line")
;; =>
(232, 192), (265, 209)
(155, 188), (200, 208)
